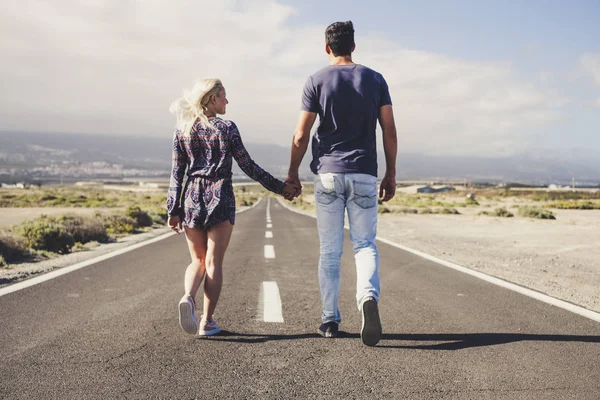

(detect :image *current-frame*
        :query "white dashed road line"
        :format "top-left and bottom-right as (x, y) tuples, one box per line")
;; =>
(259, 281), (284, 323)
(265, 231), (273, 239)
(264, 245), (275, 259)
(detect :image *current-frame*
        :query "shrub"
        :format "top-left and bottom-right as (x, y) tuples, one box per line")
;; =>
(398, 207), (418, 214)
(438, 208), (460, 215)
(125, 206), (153, 228)
(465, 198), (479, 206)
(18, 218), (75, 254)
(378, 205), (391, 214)
(57, 214), (109, 243)
(104, 214), (137, 235)
(0, 231), (30, 264)
(236, 194), (259, 207)
(547, 201), (600, 210)
(479, 207), (514, 218)
(148, 208), (168, 225)
(518, 206), (555, 220)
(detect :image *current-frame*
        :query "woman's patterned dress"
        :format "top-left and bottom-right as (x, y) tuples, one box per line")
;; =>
(167, 117), (285, 230)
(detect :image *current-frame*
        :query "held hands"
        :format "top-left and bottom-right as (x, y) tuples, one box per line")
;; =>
(167, 215), (183, 234)
(379, 172), (396, 202)
(283, 175), (303, 201)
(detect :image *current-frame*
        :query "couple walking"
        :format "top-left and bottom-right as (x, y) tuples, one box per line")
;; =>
(166, 21), (397, 346)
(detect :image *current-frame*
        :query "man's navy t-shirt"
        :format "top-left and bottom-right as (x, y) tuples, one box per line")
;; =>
(301, 64), (392, 177)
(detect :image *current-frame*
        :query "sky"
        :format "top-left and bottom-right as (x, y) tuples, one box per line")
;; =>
(1, 0), (599, 158)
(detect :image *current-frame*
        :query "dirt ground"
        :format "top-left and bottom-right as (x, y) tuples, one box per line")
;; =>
(0, 207), (121, 228)
(377, 209), (600, 314)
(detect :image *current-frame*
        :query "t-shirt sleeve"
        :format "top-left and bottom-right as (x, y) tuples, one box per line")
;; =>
(379, 75), (392, 107)
(300, 76), (319, 112)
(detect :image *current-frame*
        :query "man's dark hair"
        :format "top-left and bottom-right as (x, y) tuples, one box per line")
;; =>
(325, 21), (355, 57)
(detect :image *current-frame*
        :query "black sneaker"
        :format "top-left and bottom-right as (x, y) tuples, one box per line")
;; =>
(318, 321), (339, 338)
(360, 297), (382, 346)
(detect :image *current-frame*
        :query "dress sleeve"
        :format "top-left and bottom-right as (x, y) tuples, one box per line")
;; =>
(166, 130), (188, 216)
(229, 122), (285, 195)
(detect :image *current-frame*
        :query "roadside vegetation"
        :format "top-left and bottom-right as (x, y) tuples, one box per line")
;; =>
(0, 184), (266, 267)
(517, 206), (556, 220)
(546, 200), (600, 210)
(479, 207), (514, 218)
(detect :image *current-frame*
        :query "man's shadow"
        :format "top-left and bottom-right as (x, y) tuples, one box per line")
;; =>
(203, 331), (600, 350)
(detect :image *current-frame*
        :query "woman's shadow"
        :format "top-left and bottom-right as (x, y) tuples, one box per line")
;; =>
(203, 330), (600, 350)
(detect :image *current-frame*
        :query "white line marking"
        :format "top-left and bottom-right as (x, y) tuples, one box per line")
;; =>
(275, 197), (600, 324)
(265, 231), (273, 238)
(0, 197), (266, 297)
(267, 224), (273, 228)
(0, 231), (175, 297)
(266, 197), (271, 220)
(259, 281), (284, 323)
(264, 245), (275, 259)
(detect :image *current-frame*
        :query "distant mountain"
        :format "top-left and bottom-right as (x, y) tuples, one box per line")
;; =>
(1, 130), (598, 185)
(0, 131), (171, 170)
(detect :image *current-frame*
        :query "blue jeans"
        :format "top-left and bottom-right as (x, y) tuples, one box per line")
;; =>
(314, 173), (380, 324)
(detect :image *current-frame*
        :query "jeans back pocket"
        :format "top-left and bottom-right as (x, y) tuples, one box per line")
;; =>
(352, 181), (377, 209)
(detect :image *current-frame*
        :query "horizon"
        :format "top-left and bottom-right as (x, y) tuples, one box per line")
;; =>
(2, 129), (600, 185)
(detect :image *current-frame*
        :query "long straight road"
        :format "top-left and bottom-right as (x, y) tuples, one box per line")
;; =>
(1, 197), (600, 399)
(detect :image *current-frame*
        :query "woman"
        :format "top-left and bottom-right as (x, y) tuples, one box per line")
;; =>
(167, 78), (298, 336)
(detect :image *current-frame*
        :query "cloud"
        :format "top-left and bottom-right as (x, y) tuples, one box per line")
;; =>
(580, 53), (600, 86)
(0, 0), (565, 156)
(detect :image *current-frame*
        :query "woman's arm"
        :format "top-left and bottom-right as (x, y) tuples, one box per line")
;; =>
(229, 122), (286, 195)
(166, 130), (188, 216)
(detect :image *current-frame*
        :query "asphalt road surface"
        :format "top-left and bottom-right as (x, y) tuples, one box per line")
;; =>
(1, 197), (599, 399)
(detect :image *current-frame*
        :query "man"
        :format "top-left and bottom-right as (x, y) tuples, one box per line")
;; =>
(286, 21), (397, 346)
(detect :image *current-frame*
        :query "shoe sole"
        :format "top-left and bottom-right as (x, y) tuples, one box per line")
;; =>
(198, 326), (221, 336)
(317, 328), (338, 338)
(178, 301), (198, 334)
(361, 299), (382, 346)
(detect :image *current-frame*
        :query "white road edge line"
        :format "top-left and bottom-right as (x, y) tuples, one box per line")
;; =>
(275, 197), (600, 323)
(238, 196), (264, 214)
(0, 231), (174, 297)
(259, 281), (284, 323)
(264, 245), (275, 259)
(0, 196), (267, 298)
(265, 231), (273, 239)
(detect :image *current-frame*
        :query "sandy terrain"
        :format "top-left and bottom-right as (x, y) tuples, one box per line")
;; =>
(0, 207), (122, 228)
(377, 209), (600, 314)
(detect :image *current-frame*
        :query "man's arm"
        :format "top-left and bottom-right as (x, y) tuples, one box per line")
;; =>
(287, 110), (317, 187)
(379, 104), (398, 202)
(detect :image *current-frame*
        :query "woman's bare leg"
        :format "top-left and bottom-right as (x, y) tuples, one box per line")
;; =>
(183, 226), (209, 299)
(203, 220), (234, 321)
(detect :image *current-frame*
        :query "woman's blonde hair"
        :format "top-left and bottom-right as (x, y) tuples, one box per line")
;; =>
(169, 78), (224, 135)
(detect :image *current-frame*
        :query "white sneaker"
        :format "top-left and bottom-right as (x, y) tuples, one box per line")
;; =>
(178, 295), (198, 334)
(198, 317), (221, 336)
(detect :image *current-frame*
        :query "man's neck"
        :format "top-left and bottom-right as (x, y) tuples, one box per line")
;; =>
(329, 55), (354, 66)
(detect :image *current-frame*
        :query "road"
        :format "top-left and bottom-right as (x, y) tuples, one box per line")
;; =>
(1, 197), (599, 399)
